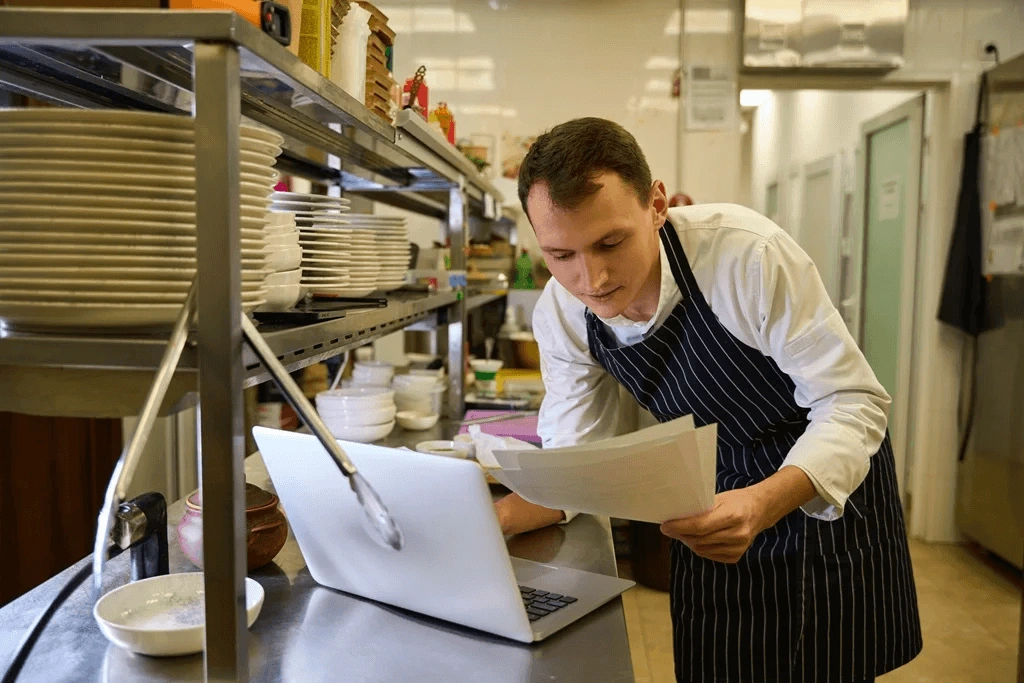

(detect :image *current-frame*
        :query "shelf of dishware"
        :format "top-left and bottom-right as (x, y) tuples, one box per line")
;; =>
(0, 7), (505, 221)
(0, 290), (458, 378)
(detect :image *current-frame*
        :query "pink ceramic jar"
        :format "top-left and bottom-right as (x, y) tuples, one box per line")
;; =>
(177, 483), (288, 572)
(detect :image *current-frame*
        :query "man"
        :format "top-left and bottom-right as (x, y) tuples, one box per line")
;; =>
(495, 117), (922, 683)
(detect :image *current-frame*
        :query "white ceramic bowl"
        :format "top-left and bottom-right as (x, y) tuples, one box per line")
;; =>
(396, 411), (439, 431)
(94, 572), (264, 657)
(326, 420), (395, 443)
(317, 402), (396, 427)
(316, 387), (395, 409)
(265, 268), (302, 287)
(267, 245), (302, 272)
(256, 283), (302, 312)
(265, 231), (300, 248)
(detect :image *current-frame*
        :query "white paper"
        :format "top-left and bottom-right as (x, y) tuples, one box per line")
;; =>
(985, 131), (1017, 208)
(490, 416), (717, 524)
(877, 177), (902, 222)
(986, 215), (1024, 274)
(686, 65), (735, 132)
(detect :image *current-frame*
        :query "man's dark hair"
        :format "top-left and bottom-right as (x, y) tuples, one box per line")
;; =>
(517, 117), (652, 218)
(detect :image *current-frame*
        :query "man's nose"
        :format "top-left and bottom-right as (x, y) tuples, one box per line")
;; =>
(581, 254), (609, 291)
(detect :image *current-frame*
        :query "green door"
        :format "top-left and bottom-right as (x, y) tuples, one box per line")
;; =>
(858, 96), (924, 498)
(862, 119), (910, 399)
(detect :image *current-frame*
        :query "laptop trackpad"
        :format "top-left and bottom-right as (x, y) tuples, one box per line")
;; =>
(510, 557), (558, 584)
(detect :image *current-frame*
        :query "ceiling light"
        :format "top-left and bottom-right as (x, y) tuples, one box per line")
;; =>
(739, 89), (772, 108)
(664, 9), (734, 35)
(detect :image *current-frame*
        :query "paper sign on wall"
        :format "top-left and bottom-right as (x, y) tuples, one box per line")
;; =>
(686, 65), (736, 131)
(877, 177), (902, 222)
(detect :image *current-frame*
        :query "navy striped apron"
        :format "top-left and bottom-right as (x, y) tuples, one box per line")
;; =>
(585, 222), (922, 683)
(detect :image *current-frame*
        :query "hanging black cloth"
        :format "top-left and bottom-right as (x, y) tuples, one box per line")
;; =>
(938, 72), (1004, 334)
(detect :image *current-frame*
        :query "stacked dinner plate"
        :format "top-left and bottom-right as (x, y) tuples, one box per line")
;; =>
(0, 108), (282, 331)
(343, 214), (411, 292)
(271, 192), (371, 298)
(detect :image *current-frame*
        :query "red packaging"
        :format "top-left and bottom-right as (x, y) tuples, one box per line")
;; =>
(402, 78), (429, 120)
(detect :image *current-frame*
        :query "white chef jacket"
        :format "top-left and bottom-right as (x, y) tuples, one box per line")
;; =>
(533, 203), (890, 521)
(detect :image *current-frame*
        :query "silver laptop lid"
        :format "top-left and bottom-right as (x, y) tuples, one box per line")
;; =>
(252, 427), (534, 642)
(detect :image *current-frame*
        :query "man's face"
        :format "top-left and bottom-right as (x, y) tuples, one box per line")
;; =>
(527, 172), (667, 319)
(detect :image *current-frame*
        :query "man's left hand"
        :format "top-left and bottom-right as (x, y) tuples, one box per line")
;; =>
(660, 466), (817, 564)
(660, 488), (768, 564)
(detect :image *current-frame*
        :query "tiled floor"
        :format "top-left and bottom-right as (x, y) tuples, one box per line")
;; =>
(621, 541), (1021, 683)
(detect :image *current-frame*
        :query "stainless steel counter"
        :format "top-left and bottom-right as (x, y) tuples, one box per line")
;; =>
(0, 435), (635, 683)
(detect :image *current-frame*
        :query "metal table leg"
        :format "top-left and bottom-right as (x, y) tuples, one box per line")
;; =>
(193, 40), (247, 683)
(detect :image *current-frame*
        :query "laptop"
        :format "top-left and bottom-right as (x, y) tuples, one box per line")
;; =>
(252, 427), (635, 643)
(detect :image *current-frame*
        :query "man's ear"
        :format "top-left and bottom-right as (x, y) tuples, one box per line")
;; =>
(650, 179), (669, 226)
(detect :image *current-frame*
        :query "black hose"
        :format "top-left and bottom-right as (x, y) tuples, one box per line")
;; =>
(2, 545), (121, 683)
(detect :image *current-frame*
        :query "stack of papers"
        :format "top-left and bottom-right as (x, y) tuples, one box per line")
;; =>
(487, 415), (717, 524)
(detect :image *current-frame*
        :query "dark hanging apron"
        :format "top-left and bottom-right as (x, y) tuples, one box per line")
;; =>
(585, 222), (922, 683)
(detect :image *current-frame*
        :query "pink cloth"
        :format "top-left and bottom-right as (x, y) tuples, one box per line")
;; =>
(457, 411), (540, 443)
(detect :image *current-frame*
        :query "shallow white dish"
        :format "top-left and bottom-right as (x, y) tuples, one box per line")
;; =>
(0, 146), (276, 169)
(396, 411), (440, 431)
(93, 572), (264, 657)
(0, 299), (262, 331)
(324, 419), (395, 444)
(0, 216), (266, 236)
(414, 440), (470, 459)
(264, 232), (300, 249)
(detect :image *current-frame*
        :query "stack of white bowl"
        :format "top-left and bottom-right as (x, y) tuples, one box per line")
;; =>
(351, 360), (394, 387)
(0, 109), (281, 331)
(392, 374), (446, 416)
(258, 211), (303, 311)
(343, 214), (411, 292)
(315, 387), (396, 443)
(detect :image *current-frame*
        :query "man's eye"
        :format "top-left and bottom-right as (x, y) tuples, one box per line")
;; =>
(600, 240), (622, 251)
(553, 253), (573, 262)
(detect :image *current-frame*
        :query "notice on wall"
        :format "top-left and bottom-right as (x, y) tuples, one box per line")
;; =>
(986, 214), (1024, 275)
(685, 65), (736, 131)
(877, 177), (902, 222)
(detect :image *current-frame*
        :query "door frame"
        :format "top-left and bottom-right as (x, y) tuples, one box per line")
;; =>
(801, 154), (843, 303)
(857, 95), (926, 499)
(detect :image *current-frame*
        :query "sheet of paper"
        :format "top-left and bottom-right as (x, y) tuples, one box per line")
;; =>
(491, 416), (717, 524)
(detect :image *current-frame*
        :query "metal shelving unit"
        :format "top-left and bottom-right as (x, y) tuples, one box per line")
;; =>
(0, 8), (507, 681)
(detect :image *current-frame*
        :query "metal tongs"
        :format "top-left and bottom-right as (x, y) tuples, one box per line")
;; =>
(93, 281), (402, 593)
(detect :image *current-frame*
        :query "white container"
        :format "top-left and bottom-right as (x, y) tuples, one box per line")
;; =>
(414, 439), (471, 459)
(94, 572), (264, 657)
(326, 420), (394, 443)
(317, 403), (396, 427)
(316, 387), (394, 410)
(265, 268), (302, 287)
(267, 244), (302, 272)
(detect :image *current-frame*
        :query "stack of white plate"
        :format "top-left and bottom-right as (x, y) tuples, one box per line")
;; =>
(315, 387), (396, 443)
(269, 193), (372, 297)
(0, 108), (282, 331)
(343, 214), (411, 292)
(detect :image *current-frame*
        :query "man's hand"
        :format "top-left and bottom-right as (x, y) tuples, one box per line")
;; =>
(660, 488), (768, 563)
(495, 493), (566, 536)
(660, 466), (817, 564)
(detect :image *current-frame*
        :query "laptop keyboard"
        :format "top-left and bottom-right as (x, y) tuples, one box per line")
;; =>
(519, 585), (579, 622)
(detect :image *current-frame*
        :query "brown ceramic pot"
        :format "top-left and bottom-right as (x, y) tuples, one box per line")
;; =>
(177, 483), (288, 572)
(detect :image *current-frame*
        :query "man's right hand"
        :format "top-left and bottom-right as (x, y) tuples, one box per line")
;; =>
(495, 493), (566, 536)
